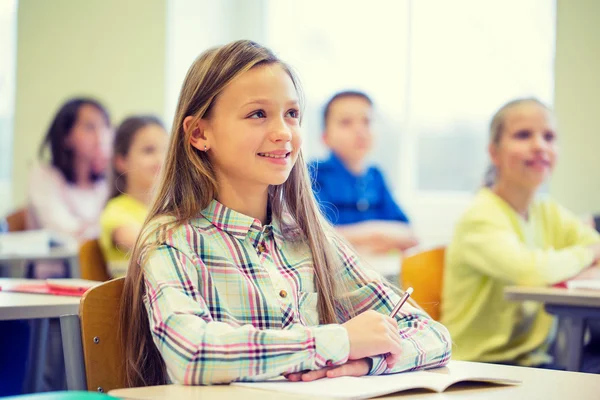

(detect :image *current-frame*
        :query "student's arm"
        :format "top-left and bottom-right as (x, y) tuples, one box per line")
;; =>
(333, 237), (451, 375)
(99, 204), (141, 258)
(28, 166), (88, 239)
(337, 221), (418, 253)
(459, 217), (599, 286)
(143, 242), (350, 385)
(556, 203), (600, 248)
(111, 224), (142, 252)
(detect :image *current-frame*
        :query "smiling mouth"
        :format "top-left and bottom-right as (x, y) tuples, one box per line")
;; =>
(257, 152), (291, 159)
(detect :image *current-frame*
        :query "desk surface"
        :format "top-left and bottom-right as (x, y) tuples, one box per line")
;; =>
(109, 360), (600, 400)
(505, 286), (600, 307)
(0, 245), (78, 262)
(0, 279), (80, 320)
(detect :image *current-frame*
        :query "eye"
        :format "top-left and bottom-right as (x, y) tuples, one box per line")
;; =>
(248, 110), (266, 119)
(286, 108), (300, 119)
(340, 118), (352, 127)
(142, 145), (155, 154)
(514, 129), (531, 139)
(544, 131), (556, 142)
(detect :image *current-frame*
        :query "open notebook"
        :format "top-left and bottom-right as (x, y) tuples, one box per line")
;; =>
(232, 366), (521, 399)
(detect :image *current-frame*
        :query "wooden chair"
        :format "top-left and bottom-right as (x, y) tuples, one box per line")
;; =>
(80, 239), (111, 282)
(400, 247), (446, 321)
(62, 278), (126, 393)
(6, 208), (27, 232)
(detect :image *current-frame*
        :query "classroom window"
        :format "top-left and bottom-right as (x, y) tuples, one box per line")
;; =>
(265, 0), (556, 245)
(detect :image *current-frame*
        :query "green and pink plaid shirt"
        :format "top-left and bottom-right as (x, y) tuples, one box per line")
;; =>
(143, 200), (451, 385)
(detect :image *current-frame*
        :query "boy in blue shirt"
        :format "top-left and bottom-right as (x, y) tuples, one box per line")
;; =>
(310, 91), (418, 254)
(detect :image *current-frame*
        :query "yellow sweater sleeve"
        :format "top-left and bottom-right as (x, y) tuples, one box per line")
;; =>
(458, 201), (599, 287)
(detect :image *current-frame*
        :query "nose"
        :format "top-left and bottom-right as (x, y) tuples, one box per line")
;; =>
(531, 132), (547, 151)
(269, 116), (292, 142)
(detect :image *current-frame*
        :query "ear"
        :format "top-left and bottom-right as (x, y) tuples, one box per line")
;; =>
(114, 154), (128, 175)
(488, 143), (499, 167)
(322, 130), (330, 147)
(184, 116), (211, 152)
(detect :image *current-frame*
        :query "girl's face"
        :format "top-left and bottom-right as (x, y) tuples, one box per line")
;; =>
(194, 63), (302, 191)
(117, 124), (168, 192)
(66, 104), (111, 171)
(490, 102), (558, 191)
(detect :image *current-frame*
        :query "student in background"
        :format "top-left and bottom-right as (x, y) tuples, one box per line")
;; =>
(28, 97), (112, 278)
(26, 97), (111, 391)
(310, 91), (417, 255)
(100, 115), (168, 278)
(120, 40), (451, 387)
(441, 98), (600, 370)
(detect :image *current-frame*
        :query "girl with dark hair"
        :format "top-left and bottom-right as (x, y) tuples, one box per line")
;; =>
(100, 115), (167, 278)
(27, 97), (111, 278)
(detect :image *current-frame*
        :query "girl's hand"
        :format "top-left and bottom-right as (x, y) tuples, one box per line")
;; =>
(284, 359), (371, 382)
(342, 310), (402, 368)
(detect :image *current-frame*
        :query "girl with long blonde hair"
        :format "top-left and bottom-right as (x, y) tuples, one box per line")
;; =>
(120, 40), (451, 386)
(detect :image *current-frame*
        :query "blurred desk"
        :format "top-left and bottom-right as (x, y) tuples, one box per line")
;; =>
(505, 285), (600, 372)
(109, 360), (600, 400)
(0, 278), (80, 393)
(0, 243), (80, 278)
(360, 253), (402, 282)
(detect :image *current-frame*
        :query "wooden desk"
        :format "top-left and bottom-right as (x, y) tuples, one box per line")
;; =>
(0, 279), (81, 393)
(505, 285), (600, 372)
(109, 360), (600, 400)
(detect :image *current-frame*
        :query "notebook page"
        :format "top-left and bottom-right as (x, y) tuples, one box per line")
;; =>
(233, 370), (452, 400)
(233, 368), (521, 399)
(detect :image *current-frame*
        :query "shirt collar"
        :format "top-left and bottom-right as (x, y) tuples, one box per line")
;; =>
(199, 199), (287, 248)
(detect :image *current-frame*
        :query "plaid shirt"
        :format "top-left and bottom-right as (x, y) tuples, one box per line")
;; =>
(143, 200), (451, 385)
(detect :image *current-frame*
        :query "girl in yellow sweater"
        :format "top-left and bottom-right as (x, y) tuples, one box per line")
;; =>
(441, 98), (600, 367)
(100, 116), (168, 277)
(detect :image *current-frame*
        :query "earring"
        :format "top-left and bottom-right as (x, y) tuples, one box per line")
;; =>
(204, 145), (208, 152)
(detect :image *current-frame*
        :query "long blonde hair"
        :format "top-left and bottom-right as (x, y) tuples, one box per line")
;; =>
(119, 40), (355, 387)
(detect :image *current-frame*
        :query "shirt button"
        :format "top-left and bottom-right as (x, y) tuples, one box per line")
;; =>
(279, 290), (287, 298)
(326, 360), (333, 366)
(257, 244), (266, 253)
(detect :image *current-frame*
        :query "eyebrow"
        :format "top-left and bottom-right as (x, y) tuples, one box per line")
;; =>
(241, 99), (300, 108)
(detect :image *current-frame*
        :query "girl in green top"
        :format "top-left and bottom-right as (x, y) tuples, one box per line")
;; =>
(441, 98), (600, 368)
(100, 116), (168, 277)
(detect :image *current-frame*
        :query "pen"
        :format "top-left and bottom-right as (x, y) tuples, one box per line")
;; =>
(389, 287), (413, 318)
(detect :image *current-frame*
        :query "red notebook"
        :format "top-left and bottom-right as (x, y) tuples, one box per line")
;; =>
(0, 279), (101, 297)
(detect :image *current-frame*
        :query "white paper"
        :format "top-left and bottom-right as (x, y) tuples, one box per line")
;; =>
(232, 368), (521, 399)
(566, 280), (600, 291)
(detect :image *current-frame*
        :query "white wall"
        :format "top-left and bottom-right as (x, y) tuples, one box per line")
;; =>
(550, 0), (600, 215)
(11, 0), (167, 208)
(164, 0), (266, 129)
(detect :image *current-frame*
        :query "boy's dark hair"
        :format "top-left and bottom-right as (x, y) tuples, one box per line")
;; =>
(38, 97), (110, 184)
(322, 91), (373, 128)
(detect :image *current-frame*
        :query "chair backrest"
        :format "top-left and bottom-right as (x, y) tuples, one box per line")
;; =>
(400, 247), (445, 321)
(6, 208), (27, 232)
(80, 277), (126, 392)
(80, 240), (110, 282)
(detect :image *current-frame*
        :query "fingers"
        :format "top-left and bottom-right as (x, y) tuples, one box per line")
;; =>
(284, 372), (304, 382)
(326, 360), (370, 378)
(300, 368), (330, 382)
